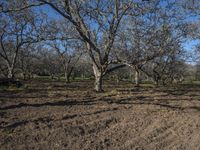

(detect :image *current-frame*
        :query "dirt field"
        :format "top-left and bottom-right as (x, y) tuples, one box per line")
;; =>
(1, 80), (200, 150)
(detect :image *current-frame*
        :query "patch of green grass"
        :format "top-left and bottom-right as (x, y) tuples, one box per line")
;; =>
(110, 89), (118, 94)
(74, 77), (93, 80)
(0, 85), (8, 91)
(191, 80), (200, 84)
(140, 83), (155, 87)
(181, 80), (200, 85)
(34, 76), (52, 80)
(141, 80), (154, 84)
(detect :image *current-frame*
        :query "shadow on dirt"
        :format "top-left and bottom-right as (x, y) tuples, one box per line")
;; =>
(106, 96), (200, 112)
(0, 99), (96, 110)
(0, 107), (118, 131)
(1, 92), (200, 113)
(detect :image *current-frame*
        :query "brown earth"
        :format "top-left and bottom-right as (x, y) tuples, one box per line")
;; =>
(0, 80), (200, 150)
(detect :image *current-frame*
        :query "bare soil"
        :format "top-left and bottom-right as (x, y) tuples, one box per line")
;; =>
(1, 80), (200, 150)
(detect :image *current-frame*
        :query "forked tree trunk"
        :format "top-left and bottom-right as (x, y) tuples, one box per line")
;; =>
(93, 64), (103, 92)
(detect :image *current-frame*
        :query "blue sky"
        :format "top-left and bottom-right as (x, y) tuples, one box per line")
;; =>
(36, 5), (62, 20)
(183, 39), (200, 51)
(36, 3), (200, 64)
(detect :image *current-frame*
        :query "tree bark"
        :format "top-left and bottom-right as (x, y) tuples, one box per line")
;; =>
(94, 74), (103, 92)
(93, 64), (103, 92)
(64, 71), (69, 83)
(51, 74), (54, 80)
(66, 74), (70, 83)
(64, 66), (74, 83)
(23, 73), (26, 80)
(135, 69), (140, 86)
(116, 77), (120, 85)
(7, 66), (14, 79)
(153, 78), (159, 86)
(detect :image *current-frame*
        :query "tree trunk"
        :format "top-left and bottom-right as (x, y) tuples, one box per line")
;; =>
(28, 73), (32, 80)
(7, 49), (18, 79)
(153, 78), (159, 86)
(23, 73), (26, 80)
(57, 75), (61, 81)
(94, 74), (103, 92)
(81, 73), (85, 80)
(93, 64), (103, 92)
(66, 75), (70, 83)
(31, 74), (34, 79)
(64, 68), (73, 83)
(135, 69), (140, 86)
(51, 75), (54, 80)
(116, 77), (120, 85)
(7, 66), (14, 79)
(64, 71), (69, 83)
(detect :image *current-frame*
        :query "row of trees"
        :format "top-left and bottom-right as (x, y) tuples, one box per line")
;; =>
(0, 0), (200, 91)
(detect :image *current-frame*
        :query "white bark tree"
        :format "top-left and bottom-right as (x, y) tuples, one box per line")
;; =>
(33, 0), (135, 91)
(0, 8), (41, 79)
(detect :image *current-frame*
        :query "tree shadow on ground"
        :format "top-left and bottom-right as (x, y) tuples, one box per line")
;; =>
(0, 107), (118, 130)
(0, 99), (96, 110)
(106, 96), (200, 112)
(1, 93), (200, 113)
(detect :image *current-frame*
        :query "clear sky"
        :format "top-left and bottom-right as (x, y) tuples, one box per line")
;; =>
(183, 39), (200, 51)
(36, 5), (62, 20)
(36, 3), (200, 65)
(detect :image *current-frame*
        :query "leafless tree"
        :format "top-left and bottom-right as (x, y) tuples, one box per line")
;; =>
(0, 0), (199, 88)
(17, 44), (40, 80)
(43, 19), (82, 83)
(50, 41), (82, 83)
(29, 0), (137, 91)
(0, 8), (41, 79)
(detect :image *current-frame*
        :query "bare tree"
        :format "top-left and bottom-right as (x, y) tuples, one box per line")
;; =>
(44, 19), (83, 83)
(114, 13), (166, 85)
(140, 43), (185, 85)
(18, 44), (39, 80)
(29, 0), (136, 91)
(50, 41), (82, 83)
(113, 0), (193, 86)
(36, 47), (62, 79)
(0, 8), (40, 79)
(1, 0), (199, 88)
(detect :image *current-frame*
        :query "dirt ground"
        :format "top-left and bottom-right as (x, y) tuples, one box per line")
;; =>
(0, 80), (200, 150)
